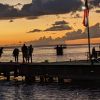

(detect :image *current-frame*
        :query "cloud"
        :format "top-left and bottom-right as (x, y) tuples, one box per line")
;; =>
(27, 20), (71, 33)
(66, 23), (100, 40)
(20, 3), (33, 16)
(0, 3), (38, 20)
(31, 0), (82, 14)
(45, 25), (72, 31)
(53, 20), (69, 26)
(29, 0), (100, 16)
(44, 20), (72, 31)
(0, 3), (19, 19)
(26, 36), (65, 46)
(26, 16), (38, 20)
(26, 23), (100, 46)
(0, 0), (99, 19)
(27, 29), (42, 33)
(0, 0), (83, 19)
(0, 3), (37, 20)
(66, 29), (84, 40)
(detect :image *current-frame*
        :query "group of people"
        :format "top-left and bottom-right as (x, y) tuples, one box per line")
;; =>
(13, 44), (33, 63)
(1, 45), (99, 62)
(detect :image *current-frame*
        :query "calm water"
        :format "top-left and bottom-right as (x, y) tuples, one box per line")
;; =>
(0, 82), (100, 100)
(0, 44), (99, 62)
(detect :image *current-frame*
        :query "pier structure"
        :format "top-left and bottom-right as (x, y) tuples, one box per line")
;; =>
(0, 61), (100, 83)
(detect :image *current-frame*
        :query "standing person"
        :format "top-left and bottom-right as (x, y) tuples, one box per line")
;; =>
(99, 45), (100, 51)
(0, 47), (3, 57)
(26, 46), (30, 63)
(54, 45), (60, 56)
(59, 45), (63, 55)
(28, 45), (33, 63)
(13, 48), (19, 62)
(21, 44), (27, 63)
(98, 45), (100, 56)
(92, 47), (97, 59)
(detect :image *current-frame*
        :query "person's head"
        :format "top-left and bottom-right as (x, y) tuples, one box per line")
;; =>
(23, 44), (25, 46)
(16, 48), (18, 50)
(93, 47), (95, 49)
(0, 47), (3, 50)
(30, 45), (32, 47)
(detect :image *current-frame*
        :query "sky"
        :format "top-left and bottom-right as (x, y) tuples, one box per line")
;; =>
(0, 0), (99, 46)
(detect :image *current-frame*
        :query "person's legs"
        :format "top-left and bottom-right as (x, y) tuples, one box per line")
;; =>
(24, 57), (26, 63)
(17, 56), (18, 63)
(31, 55), (32, 63)
(15, 56), (17, 62)
(23, 54), (25, 63)
(27, 56), (29, 63)
(15, 56), (16, 62)
(22, 54), (24, 63)
(25, 55), (28, 63)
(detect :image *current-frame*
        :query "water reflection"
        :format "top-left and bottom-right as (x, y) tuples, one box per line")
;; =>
(0, 82), (100, 100)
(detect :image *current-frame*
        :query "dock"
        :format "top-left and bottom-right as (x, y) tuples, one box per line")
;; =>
(0, 61), (100, 83)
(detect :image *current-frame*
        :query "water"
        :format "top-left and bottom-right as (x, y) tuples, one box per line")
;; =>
(0, 82), (100, 100)
(0, 44), (99, 62)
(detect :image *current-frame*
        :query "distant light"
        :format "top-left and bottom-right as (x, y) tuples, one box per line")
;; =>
(82, 6), (86, 10)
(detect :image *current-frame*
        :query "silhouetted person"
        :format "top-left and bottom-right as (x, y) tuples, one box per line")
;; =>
(28, 45), (33, 63)
(0, 47), (3, 57)
(55, 45), (66, 56)
(26, 46), (30, 63)
(55, 45), (60, 56)
(21, 44), (27, 63)
(13, 48), (19, 62)
(99, 45), (100, 56)
(92, 47), (97, 59)
(59, 45), (63, 55)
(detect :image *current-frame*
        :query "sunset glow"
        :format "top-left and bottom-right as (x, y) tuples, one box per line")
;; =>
(0, 0), (99, 46)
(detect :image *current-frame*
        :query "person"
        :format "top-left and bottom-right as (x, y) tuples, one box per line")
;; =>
(98, 45), (100, 56)
(26, 46), (30, 63)
(54, 45), (66, 56)
(24, 45), (33, 63)
(92, 47), (97, 59)
(21, 44), (27, 63)
(13, 48), (19, 62)
(59, 45), (63, 55)
(55, 45), (60, 56)
(28, 45), (33, 63)
(0, 47), (3, 57)
(99, 44), (100, 51)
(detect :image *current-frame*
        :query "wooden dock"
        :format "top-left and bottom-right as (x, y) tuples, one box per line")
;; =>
(0, 61), (100, 82)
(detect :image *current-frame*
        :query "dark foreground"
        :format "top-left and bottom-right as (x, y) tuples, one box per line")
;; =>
(0, 61), (100, 83)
